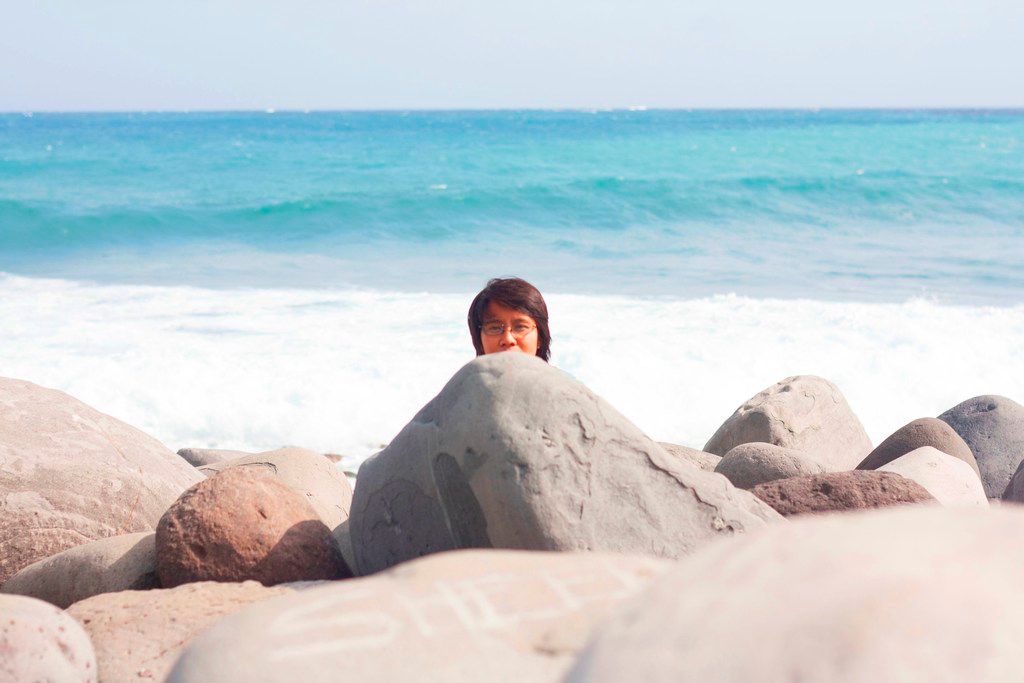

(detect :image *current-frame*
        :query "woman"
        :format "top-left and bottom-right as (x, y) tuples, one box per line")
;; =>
(467, 278), (551, 362)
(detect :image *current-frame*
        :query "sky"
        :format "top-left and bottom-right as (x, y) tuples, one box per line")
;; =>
(2, 0), (1023, 111)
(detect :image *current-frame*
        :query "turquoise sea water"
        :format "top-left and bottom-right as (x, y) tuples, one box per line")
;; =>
(2, 109), (1023, 302)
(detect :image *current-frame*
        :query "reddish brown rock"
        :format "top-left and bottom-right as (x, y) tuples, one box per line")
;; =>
(155, 468), (348, 587)
(857, 417), (979, 478)
(751, 471), (935, 517)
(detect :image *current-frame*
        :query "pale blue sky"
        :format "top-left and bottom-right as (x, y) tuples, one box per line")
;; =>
(2, 0), (1023, 111)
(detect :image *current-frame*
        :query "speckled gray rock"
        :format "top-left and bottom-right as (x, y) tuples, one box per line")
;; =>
(567, 506), (1024, 682)
(704, 375), (872, 470)
(878, 447), (987, 508)
(177, 447), (253, 467)
(0, 377), (203, 585)
(2, 532), (156, 609)
(69, 580), (303, 683)
(658, 442), (722, 472)
(0, 594), (97, 682)
(166, 549), (670, 683)
(714, 442), (827, 489)
(939, 395), (1024, 498)
(857, 418), (979, 479)
(349, 354), (781, 575)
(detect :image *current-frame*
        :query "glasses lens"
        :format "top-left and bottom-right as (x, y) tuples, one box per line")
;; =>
(482, 323), (505, 336)
(511, 324), (534, 337)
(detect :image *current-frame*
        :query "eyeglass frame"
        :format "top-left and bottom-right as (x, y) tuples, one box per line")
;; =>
(478, 320), (538, 338)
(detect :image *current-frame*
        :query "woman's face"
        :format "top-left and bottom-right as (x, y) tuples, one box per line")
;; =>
(480, 301), (539, 357)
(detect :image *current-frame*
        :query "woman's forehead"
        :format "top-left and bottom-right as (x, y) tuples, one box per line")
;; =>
(484, 301), (533, 321)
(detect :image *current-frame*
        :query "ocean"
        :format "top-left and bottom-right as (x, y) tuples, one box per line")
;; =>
(1, 110), (1022, 465)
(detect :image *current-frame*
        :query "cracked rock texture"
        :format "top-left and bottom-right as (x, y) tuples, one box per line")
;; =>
(1, 593), (98, 683)
(2, 532), (157, 609)
(0, 377), (203, 585)
(939, 395), (1024, 498)
(68, 580), (302, 683)
(177, 447), (253, 467)
(349, 354), (780, 576)
(166, 549), (670, 683)
(566, 506), (1024, 683)
(703, 375), (872, 470)
(156, 467), (348, 587)
(714, 442), (827, 489)
(857, 417), (979, 478)
(878, 447), (987, 508)
(751, 471), (935, 516)
(658, 442), (721, 472)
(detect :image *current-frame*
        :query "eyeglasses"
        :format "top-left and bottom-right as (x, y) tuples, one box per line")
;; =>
(480, 321), (537, 338)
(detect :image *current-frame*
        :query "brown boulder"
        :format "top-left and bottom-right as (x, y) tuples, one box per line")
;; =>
(0, 377), (203, 584)
(156, 468), (348, 587)
(2, 532), (156, 609)
(857, 417), (979, 478)
(68, 580), (303, 682)
(751, 471), (935, 517)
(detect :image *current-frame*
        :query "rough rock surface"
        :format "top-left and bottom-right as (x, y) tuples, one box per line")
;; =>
(68, 580), (302, 683)
(166, 549), (670, 683)
(1001, 460), (1024, 502)
(0, 593), (98, 682)
(566, 506), (1024, 682)
(0, 377), (203, 584)
(2, 532), (157, 608)
(878, 447), (987, 508)
(658, 442), (721, 472)
(349, 354), (781, 576)
(703, 375), (872, 470)
(750, 471), (935, 516)
(939, 395), (1024, 498)
(156, 468), (348, 587)
(177, 447), (253, 467)
(714, 442), (827, 489)
(857, 417), (979, 478)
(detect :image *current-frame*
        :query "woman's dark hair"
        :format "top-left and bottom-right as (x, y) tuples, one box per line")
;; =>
(468, 277), (551, 362)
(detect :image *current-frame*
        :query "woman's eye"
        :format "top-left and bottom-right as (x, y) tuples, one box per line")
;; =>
(512, 325), (531, 334)
(483, 325), (504, 335)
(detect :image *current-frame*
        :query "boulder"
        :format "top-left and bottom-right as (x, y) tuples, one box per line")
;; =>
(566, 506), (1024, 682)
(156, 467), (348, 587)
(703, 375), (872, 470)
(0, 377), (203, 584)
(939, 395), (1024, 498)
(878, 447), (987, 508)
(166, 549), (670, 683)
(0, 594), (97, 682)
(714, 442), (827, 489)
(658, 442), (721, 471)
(2, 532), (156, 608)
(177, 447), (253, 467)
(1002, 460), (1024, 502)
(857, 417), (979, 478)
(349, 354), (781, 576)
(68, 580), (302, 683)
(751, 471), (934, 516)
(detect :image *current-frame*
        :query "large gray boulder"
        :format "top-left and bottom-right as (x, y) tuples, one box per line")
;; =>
(69, 580), (303, 683)
(0, 593), (98, 682)
(2, 532), (156, 608)
(857, 417), (979, 478)
(878, 447), (987, 508)
(0, 377), (203, 584)
(939, 395), (1024, 498)
(714, 442), (827, 489)
(567, 506), (1024, 682)
(704, 375), (872, 470)
(349, 354), (781, 576)
(166, 549), (671, 683)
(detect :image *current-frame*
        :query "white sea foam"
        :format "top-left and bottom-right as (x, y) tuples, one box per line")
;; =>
(1, 273), (1021, 467)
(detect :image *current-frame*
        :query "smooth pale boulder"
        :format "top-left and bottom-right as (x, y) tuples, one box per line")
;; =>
(349, 354), (780, 576)
(177, 447), (252, 467)
(68, 580), (303, 683)
(0, 594), (98, 682)
(0, 377), (203, 584)
(939, 395), (1024, 498)
(156, 467), (348, 587)
(878, 447), (987, 508)
(714, 442), (827, 489)
(751, 471), (934, 516)
(166, 549), (670, 683)
(2, 532), (156, 608)
(704, 375), (872, 470)
(857, 418), (979, 478)
(567, 506), (1024, 682)
(658, 442), (721, 472)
